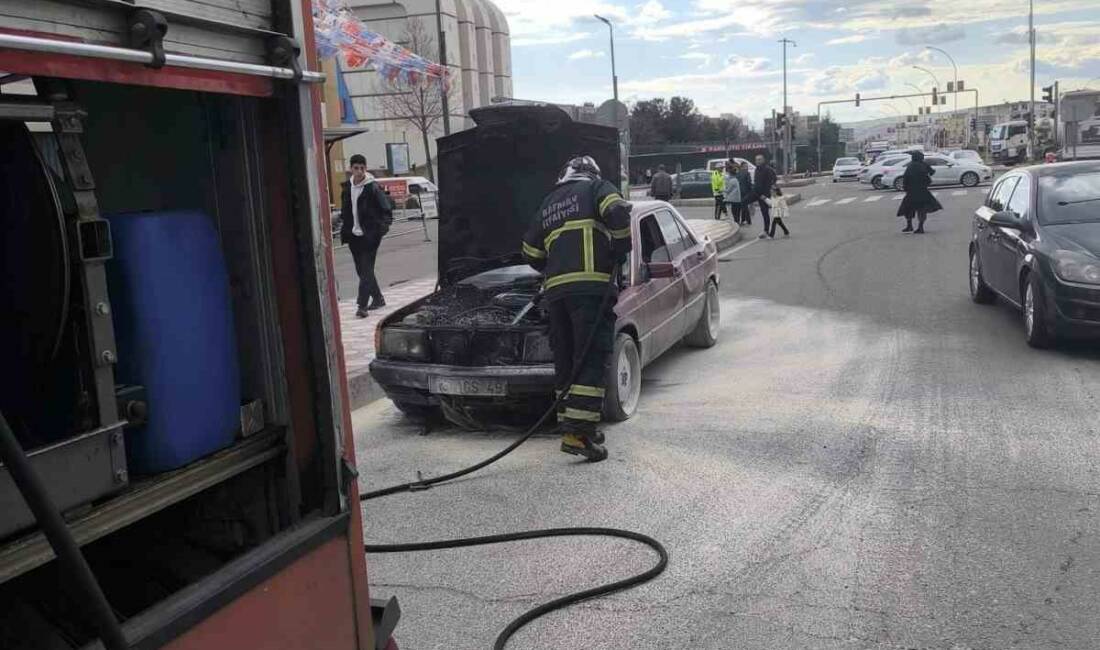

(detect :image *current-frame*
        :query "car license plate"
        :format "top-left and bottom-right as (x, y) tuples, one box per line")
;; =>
(428, 375), (507, 397)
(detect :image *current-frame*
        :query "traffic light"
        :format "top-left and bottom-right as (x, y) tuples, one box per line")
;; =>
(1042, 84), (1055, 103)
(957, 80), (965, 91)
(970, 117), (977, 131)
(790, 122), (797, 139)
(931, 87), (938, 106)
(855, 93), (860, 107)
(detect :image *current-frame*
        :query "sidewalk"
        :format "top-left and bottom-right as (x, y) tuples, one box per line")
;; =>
(339, 218), (742, 410)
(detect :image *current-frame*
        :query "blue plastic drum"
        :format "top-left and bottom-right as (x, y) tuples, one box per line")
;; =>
(105, 210), (240, 474)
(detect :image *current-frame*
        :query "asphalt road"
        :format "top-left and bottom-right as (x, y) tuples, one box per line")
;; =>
(354, 176), (1100, 649)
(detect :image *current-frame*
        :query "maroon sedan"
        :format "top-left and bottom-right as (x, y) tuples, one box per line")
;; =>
(369, 105), (720, 425)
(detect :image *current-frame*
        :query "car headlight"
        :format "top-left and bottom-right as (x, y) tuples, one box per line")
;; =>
(380, 328), (430, 360)
(522, 331), (554, 362)
(1054, 251), (1100, 285)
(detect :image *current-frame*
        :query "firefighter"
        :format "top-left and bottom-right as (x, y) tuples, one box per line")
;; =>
(522, 156), (633, 462)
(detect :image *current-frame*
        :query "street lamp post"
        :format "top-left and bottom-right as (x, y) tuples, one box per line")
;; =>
(912, 65), (942, 111)
(594, 15), (618, 104)
(779, 37), (796, 177)
(1028, 0), (1036, 160)
(925, 46), (959, 114)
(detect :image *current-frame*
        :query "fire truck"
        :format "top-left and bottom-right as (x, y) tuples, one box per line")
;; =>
(0, 1), (393, 647)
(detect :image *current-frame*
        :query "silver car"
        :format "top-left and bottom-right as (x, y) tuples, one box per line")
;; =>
(859, 154), (911, 189)
(832, 157), (862, 182)
(883, 154), (993, 191)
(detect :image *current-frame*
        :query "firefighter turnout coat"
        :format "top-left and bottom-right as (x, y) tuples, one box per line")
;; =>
(522, 178), (632, 300)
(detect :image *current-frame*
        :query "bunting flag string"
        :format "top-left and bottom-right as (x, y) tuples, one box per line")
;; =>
(312, 0), (451, 89)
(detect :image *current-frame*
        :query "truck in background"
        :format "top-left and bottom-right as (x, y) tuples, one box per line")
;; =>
(1059, 89), (1100, 161)
(989, 118), (1056, 164)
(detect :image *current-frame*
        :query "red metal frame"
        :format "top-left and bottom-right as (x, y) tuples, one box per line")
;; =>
(0, 27), (274, 97)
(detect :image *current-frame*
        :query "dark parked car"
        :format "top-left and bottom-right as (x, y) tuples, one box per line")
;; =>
(969, 161), (1100, 347)
(673, 169), (714, 199)
(369, 105), (721, 425)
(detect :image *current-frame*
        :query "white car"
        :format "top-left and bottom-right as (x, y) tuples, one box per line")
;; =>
(706, 157), (756, 177)
(859, 154), (912, 189)
(832, 157), (862, 182)
(882, 154), (993, 191)
(946, 149), (984, 164)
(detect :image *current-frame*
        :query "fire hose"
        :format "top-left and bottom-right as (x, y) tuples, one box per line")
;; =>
(361, 265), (670, 649)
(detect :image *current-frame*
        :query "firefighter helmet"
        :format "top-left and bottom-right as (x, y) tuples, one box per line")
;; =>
(557, 155), (602, 185)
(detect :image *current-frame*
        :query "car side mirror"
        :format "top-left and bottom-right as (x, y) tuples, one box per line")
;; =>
(647, 261), (676, 279)
(989, 210), (1024, 230)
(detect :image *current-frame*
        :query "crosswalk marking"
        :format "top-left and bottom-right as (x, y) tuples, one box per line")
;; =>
(952, 190), (968, 196)
(835, 197), (857, 205)
(863, 195), (884, 202)
(806, 198), (830, 207)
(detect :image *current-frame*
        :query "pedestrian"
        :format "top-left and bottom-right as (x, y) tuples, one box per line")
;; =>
(340, 154), (394, 317)
(896, 150), (942, 234)
(711, 167), (728, 220)
(737, 161), (754, 225)
(765, 187), (791, 238)
(753, 154), (777, 238)
(521, 156), (632, 462)
(650, 164), (673, 201)
(721, 161), (742, 223)
(645, 168), (653, 185)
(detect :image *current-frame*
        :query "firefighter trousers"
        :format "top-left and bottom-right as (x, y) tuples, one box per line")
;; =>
(547, 294), (616, 434)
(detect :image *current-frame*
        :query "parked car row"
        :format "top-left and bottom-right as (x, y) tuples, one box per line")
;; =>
(848, 150), (992, 191)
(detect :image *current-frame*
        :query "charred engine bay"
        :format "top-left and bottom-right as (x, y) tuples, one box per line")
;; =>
(394, 269), (552, 366)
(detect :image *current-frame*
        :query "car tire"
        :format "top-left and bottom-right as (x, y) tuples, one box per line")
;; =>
(684, 280), (720, 348)
(604, 332), (641, 422)
(969, 248), (996, 304)
(872, 175), (883, 190)
(832, 178), (837, 183)
(961, 171), (980, 187)
(393, 400), (438, 419)
(893, 177), (905, 192)
(1023, 272), (1053, 348)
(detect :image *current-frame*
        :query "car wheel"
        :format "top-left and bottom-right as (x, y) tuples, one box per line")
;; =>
(961, 171), (980, 187)
(969, 248), (996, 304)
(604, 333), (641, 422)
(1023, 272), (1053, 348)
(893, 177), (905, 192)
(872, 175), (883, 190)
(684, 280), (720, 348)
(832, 178), (837, 183)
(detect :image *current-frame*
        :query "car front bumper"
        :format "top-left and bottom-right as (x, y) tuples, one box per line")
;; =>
(369, 358), (555, 405)
(1047, 278), (1100, 335)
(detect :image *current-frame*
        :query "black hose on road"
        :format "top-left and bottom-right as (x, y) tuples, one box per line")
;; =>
(0, 411), (129, 650)
(361, 266), (670, 648)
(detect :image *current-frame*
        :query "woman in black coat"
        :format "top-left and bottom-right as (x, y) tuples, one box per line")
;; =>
(896, 151), (943, 234)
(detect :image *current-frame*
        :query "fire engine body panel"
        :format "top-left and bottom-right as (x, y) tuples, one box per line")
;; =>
(0, 1), (381, 648)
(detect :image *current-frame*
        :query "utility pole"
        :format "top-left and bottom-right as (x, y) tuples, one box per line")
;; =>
(1028, 0), (1036, 160)
(779, 37), (796, 177)
(594, 15), (619, 103)
(435, 0), (450, 135)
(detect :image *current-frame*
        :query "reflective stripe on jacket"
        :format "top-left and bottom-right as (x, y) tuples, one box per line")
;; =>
(521, 178), (633, 300)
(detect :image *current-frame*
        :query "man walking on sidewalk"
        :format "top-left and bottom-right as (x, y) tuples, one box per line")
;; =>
(753, 154), (777, 238)
(650, 164), (673, 201)
(341, 154), (393, 318)
(711, 167), (727, 220)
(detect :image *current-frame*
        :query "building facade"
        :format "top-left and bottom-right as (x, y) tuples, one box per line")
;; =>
(324, 0), (512, 183)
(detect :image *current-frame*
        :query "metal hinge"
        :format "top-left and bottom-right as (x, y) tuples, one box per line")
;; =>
(128, 9), (168, 69)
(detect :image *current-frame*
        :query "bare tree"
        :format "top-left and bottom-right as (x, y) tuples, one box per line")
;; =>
(378, 18), (456, 182)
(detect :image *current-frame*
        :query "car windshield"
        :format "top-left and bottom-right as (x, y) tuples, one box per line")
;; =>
(990, 125), (1006, 139)
(837, 158), (859, 166)
(1040, 171), (1100, 225)
(954, 151), (981, 161)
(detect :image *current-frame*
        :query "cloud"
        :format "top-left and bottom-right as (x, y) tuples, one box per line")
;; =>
(793, 52), (816, 65)
(633, 0), (672, 25)
(679, 51), (713, 69)
(567, 49), (605, 61)
(620, 56), (783, 95)
(511, 31), (595, 47)
(805, 66), (889, 95)
(896, 23), (966, 45)
(826, 34), (869, 45)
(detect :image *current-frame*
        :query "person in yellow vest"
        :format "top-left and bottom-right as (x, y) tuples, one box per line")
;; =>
(711, 168), (727, 220)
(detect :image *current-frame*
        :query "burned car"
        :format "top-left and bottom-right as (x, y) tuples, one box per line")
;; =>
(369, 105), (720, 424)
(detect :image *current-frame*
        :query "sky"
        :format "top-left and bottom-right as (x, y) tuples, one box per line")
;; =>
(496, 0), (1100, 129)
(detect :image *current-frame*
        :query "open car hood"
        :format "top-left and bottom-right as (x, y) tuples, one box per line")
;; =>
(436, 104), (621, 285)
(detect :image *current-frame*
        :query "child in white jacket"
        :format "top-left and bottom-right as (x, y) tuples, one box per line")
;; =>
(765, 187), (790, 238)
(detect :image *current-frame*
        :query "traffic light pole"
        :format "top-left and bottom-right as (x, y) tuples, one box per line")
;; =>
(815, 88), (981, 172)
